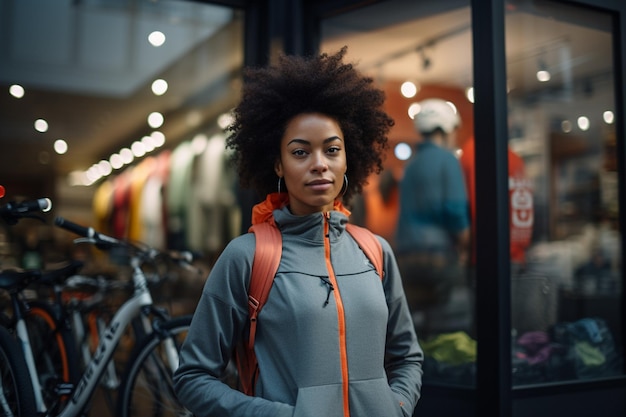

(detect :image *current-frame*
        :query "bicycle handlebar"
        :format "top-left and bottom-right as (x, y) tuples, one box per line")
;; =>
(55, 216), (198, 268)
(55, 216), (124, 250)
(0, 198), (52, 225)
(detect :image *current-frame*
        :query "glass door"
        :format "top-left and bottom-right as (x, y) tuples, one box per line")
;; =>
(504, 0), (622, 387)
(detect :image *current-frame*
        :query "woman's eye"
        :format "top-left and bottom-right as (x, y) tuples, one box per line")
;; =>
(292, 149), (307, 156)
(327, 146), (341, 154)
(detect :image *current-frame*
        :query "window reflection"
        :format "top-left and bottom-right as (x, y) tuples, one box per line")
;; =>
(322, 0), (477, 387)
(322, 0), (623, 389)
(506, 0), (622, 385)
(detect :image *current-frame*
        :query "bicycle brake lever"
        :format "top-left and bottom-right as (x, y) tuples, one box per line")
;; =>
(73, 237), (96, 245)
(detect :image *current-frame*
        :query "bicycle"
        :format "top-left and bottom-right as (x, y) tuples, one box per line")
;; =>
(53, 216), (197, 417)
(0, 262), (85, 414)
(61, 265), (187, 415)
(0, 197), (200, 416)
(0, 196), (68, 417)
(0, 196), (197, 416)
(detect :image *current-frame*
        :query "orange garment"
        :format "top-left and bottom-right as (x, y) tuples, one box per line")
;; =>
(362, 172), (400, 245)
(460, 137), (533, 263)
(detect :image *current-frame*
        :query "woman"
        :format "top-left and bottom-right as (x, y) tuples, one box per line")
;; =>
(173, 47), (423, 417)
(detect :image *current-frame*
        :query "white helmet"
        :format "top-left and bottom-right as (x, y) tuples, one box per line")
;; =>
(413, 98), (460, 135)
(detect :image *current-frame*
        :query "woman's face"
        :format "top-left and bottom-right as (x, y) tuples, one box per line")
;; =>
(275, 113), (347, 216)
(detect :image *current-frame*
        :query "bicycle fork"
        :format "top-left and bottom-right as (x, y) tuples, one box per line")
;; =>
(15, 318), (46, 413)
(10, 295), (49, 414)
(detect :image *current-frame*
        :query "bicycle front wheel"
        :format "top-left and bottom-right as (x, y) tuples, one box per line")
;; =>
(0, 325), (37, 417)
(116, 315), (192, 417)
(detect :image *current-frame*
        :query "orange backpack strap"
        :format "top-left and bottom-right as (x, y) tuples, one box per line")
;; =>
(237, 221), (282, 396)
(247, 222), (282, 348)
(346, 223), (384, 280)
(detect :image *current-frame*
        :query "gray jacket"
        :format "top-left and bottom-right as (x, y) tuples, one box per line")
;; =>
(173, 201), (423, 417)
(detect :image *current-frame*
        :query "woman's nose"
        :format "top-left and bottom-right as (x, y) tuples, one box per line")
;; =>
(311, 152), (328, 172)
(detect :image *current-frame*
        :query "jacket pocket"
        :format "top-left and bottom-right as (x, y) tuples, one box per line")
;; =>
(349, 377), (406, 417)
(292, 379), (406, 417)
(293, 384), (344, 417)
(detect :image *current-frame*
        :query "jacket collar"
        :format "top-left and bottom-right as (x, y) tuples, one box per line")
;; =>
(250, 192), (351, 227)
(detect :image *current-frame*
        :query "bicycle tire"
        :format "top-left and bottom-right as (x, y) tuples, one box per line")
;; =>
(24, 300), (80, 411)
(116, 315), (192, 417)
(0, 325), (37, 417)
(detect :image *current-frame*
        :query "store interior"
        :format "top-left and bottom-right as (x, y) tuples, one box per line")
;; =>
(0, 0), (622, 396)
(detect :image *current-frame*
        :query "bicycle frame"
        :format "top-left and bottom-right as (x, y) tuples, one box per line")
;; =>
(54, 255), (169, 417)
(67, 290), (120, 391)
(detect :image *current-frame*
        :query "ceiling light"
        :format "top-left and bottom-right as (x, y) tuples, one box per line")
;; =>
(147, 112), (164, 128)
(110, 153), (124, 169)
(34, 119), (48, 133)
(151, 79), (168, 96)
(85, 166), (101, 184)
(536, 70), (551, 82)
(141, 135), (156, 152)
(465, 86), (474, 103)
(561, 120), (572, 133)
(148, 31), (166, 47)
(151, 131), (166, 147)
(408, 103), (421, 119)
(394, 142), (412, 161)
(120, 148), (134, 164)
(131, 141), (146, 158)
(577, 116), (590, 131)
(9, 84), (24, 98)
(217, 112), (234, 130)
(97, 160), (112, 176)
(603, 111), (614, 124)
(54, 139), (68, 154)
(536, 58), (550, 82)
(400, 81), (418, 98)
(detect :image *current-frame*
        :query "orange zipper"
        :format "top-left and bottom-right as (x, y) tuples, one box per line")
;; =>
(323, 213), (350, 417)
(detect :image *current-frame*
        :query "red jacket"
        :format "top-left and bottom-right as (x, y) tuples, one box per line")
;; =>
(460, 137), (533, 264)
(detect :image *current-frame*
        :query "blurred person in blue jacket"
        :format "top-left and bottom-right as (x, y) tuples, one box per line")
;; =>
(395, 98), (470, 335)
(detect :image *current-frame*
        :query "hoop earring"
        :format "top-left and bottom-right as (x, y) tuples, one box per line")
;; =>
(277, 177), (283, 194)
(339, 174), (348, 197)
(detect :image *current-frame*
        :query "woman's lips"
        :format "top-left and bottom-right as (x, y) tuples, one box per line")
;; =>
(307, 179), (333, 191)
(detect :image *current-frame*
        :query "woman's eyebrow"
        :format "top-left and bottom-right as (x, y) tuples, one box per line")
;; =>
(286, 136), (342, 146)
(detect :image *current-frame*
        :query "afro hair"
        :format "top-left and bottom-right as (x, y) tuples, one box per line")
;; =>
(226, 46), (393, 203)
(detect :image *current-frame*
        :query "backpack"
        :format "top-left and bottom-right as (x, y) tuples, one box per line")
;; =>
(235, 221), (384, 396)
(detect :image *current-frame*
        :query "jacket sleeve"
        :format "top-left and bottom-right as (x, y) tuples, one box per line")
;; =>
(173, 234), (294, 417)
(381, 237), (424, 415)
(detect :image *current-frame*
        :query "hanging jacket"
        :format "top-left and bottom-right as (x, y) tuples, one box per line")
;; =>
(173, 193), (424, 417)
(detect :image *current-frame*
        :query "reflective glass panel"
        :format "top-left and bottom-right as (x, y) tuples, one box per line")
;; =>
(322, 0), (476, 387)
(505, 0), (622, 385)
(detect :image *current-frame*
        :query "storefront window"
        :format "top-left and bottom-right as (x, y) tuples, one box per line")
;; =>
(505, 0), (622, 385)
(321, 0), (476, 387)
